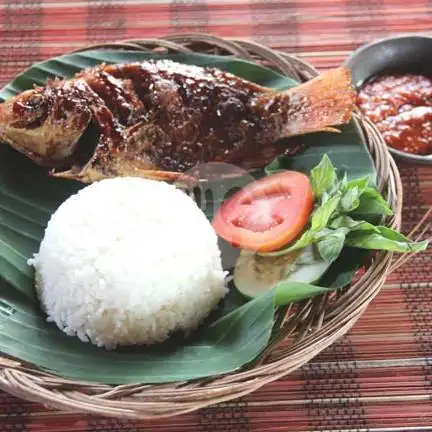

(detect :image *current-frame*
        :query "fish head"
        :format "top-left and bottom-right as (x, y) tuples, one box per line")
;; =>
(0, 80), (92, 167)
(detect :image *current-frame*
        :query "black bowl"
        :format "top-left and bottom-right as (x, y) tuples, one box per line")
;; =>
(344, 34), (432, 164)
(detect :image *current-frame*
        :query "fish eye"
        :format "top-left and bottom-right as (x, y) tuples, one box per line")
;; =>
(10, 91), (49, 129)
(25, 93), (45, 111)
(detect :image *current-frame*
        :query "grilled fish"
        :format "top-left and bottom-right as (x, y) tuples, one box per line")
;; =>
(0, 60), (356, 183)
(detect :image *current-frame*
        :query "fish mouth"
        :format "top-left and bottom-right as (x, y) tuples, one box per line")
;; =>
(0, 128), (56, 167)
(0, 120), (99, 174)
(50, 122), (100, 176)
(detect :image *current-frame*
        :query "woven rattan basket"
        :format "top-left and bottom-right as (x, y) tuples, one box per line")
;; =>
(0, 34), (404, 419)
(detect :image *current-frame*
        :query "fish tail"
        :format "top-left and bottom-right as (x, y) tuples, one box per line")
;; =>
(260, 67), (356, 138)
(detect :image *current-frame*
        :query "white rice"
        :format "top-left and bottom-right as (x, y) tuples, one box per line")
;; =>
(28, 177), (228, 349)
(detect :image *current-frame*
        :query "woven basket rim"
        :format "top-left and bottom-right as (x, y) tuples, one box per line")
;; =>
(0, 33), (404, 419)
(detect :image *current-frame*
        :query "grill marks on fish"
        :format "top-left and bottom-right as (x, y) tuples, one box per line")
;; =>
(81, 69), (146, 127)
(95, 61), (274, 172)
(0, 60), (356, 183)
(67, 61), (271, 174)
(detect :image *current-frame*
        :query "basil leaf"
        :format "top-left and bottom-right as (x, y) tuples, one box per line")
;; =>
(311, 194), (341, 230)
(337, 176), (369, 213)
(321, 191), (330, 205)
(310, 154), (337, 198)
(264, 229), (315, 256)
(350, 187), (393, 217)
(345, 176), (370, 193)
(316, 227), (348, 263)
(275, 282), (330, 306)
(346, 227), (428, 253)
(339, 186), (361, 212)
(339, 172), (348, 190)
(327, 174), (346, 196)
(376, 226), (414, 242)
(295, 244), (320, 265)
(330, 215), (379, 233)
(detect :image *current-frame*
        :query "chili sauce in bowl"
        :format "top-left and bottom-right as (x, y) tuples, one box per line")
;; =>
(357, 74), (432, 156)
(345, 35), (432, 164)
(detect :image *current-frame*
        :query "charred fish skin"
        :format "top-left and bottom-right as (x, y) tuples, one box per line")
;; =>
(99, 61), (281, 172)
(0, 60), (356, 183)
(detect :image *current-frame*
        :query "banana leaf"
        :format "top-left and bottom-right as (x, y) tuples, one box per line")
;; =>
(0, 50), (376, 384)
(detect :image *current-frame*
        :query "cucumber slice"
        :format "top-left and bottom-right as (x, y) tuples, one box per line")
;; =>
(233, 244), (331, 298)
(286, 245), (331, 283)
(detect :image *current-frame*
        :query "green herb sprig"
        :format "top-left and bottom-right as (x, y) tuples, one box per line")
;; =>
(261, 154), (428, 263)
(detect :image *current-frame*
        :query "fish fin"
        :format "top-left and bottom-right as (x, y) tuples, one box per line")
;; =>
(262, 67), (356, 138)
(50, 168), (107, 183)
(51, 166), (196, 187)
(120, 169), (197, 186)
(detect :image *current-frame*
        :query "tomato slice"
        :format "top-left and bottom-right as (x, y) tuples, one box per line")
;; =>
(212, 171), (313, 252)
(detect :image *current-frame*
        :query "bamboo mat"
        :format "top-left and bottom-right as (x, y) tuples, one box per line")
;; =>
(0, 1), (431, 431)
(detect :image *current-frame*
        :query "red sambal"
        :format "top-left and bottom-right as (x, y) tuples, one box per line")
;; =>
(357, 74), (432, 155)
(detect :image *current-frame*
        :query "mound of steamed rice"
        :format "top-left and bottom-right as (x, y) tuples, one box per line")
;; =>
(28, 177), (228, 349)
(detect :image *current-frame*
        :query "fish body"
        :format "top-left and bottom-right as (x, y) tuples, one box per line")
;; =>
(0, 60), (356, 183)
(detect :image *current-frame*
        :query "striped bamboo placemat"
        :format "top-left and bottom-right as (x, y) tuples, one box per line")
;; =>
(0, 1), (431, 430)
